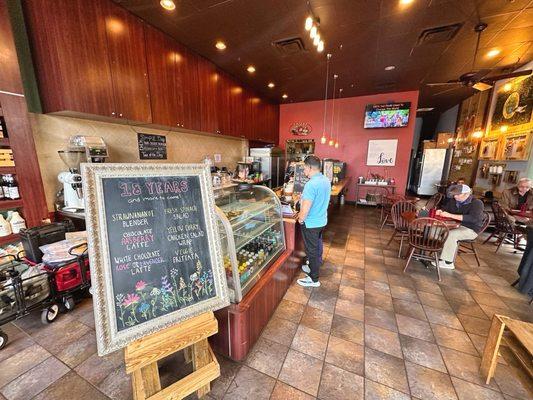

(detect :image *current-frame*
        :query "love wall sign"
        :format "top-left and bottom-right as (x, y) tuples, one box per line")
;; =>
(366, 139), (398, 166)
(82, 163), (229, 355)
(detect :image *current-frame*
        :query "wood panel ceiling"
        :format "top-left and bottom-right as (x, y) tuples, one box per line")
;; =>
(115, 0), (533, 112)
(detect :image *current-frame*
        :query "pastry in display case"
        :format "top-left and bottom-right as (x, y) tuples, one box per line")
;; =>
(215, 184), (286, 302)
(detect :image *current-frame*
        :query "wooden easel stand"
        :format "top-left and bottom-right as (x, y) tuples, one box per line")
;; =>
(124, 312), (220, 400)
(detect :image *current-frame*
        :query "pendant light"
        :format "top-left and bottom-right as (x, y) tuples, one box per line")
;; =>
(334, 88), (343, 148)
(320, 54), (332, 144)
(329, 74), (338, 146)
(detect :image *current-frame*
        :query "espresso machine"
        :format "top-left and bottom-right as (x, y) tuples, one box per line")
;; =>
(57, 136), (108, 211)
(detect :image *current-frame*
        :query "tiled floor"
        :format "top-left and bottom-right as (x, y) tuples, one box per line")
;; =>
(1, 205), (532, 399)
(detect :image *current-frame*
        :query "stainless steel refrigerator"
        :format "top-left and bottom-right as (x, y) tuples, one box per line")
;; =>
(415, 148), (453, 196)
(249, 147), (285, 189)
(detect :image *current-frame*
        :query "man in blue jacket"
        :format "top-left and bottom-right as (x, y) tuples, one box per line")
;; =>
(436, 184), (484, 269)
(297, 155), (331, 287)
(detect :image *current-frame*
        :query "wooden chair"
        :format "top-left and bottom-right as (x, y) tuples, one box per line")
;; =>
(425, 192), (444, 210)
(387, 200), (417, 257)
(484, 201), (523, 252)
(403, 218), (449, 281)
(380, 193), (405, 230)
(457, 211), (491, 266)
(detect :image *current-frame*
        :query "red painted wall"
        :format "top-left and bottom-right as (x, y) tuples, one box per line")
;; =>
(279, 90), (419, 202)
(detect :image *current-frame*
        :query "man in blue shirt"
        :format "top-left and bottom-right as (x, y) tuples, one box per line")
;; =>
(297, 155), (331, 287)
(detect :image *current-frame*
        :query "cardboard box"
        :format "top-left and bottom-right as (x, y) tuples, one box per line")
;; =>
(423, 140), (436, 150)
(436, 132), (454, 148)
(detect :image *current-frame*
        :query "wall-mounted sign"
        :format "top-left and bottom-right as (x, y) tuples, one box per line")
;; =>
(138, 133), (167, 160)
(290, 122), (312, 136)
(82, 163), (229, 355)
(366, 139), (398, 166)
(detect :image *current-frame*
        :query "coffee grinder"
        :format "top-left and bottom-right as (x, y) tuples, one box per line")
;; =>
(57, 136), (108, 211)
(57, 150), (85, 211)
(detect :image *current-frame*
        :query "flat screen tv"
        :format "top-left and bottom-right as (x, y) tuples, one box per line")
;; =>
(363, 102), (411, 129)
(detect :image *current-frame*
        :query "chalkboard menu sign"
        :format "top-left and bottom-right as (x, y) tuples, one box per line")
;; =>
(138, 133), (167, 160)
(293, 162), (309, 194)
(82, 163), (229, 355)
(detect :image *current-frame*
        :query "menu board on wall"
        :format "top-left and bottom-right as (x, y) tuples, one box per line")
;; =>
(82, 163), (229, 355)
(138, 133), (167, 160)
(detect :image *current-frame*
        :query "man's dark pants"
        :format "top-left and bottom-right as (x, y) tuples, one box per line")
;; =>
(302, 224), (325, 282)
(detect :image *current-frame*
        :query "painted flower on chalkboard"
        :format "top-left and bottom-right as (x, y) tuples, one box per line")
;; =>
(138, 302), (151, 320)
(113, 262), (217, 331)
(161, 275), (172, 293)
(122, 293), (140, 307)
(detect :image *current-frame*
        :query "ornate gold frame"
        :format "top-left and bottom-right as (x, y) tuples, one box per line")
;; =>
(82, 163), (229, 355)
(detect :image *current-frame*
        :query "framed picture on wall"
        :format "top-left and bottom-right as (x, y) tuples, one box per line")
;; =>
(502, 131), (532, 160)
(479, 138), (500, 160)
(366, 139), (398, 166)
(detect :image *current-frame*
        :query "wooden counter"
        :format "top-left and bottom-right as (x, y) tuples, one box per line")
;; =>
(210, 218), (304, 361)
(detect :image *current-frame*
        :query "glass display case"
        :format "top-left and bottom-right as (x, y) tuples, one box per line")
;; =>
(215, 184), (286, 302)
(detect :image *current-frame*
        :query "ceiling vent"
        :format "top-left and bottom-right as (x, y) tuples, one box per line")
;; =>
(272, 37), (306, 55)
(417, 23), (463, 45)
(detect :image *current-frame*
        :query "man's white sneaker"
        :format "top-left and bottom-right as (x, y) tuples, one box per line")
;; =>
(302, 264), (311, 274)
(297, 276), (320, 287)
(438, 260), (455, 269)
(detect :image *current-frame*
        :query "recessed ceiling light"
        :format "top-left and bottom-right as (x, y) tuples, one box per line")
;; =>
(486, 48), (501, 58)
(399, 0), (414, 4)
(385, 65), (396, 71)
(160, 0), (176, 11)
(282, 94), (288, 99)
(317, 40), (324, 52)
(305, 16), (313, 31)
(247, 65), (256, 73)
(268, 82), (275, 88)
(215, 41), (226, 50)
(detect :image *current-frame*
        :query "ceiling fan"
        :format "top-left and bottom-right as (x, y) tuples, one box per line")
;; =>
(426, 22), (532, 96)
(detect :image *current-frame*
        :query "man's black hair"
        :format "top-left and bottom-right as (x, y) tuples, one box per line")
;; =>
(304, 155), (321, 170)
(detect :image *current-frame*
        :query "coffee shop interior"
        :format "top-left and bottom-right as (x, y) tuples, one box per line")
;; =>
(0, 0), (533, 399)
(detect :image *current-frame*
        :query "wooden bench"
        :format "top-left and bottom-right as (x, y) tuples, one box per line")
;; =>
(480, 314), (533, 384)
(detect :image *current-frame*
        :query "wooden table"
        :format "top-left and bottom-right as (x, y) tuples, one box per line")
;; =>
(400, 212), (461, 229)
(510, 210), (532, 225)
(480, 315), (533, 384)
(331, 178), (350, 198)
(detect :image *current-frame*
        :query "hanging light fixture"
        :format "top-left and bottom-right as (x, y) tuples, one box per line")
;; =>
(335, 88), (343, 148)
(320, 54), (332, 144)
(329, 74), (338, 146)
(305, 16), (314, 31)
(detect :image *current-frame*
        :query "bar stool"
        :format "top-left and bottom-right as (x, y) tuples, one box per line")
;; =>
(403, 218), (449, 281)
(387, 200), (417, 257)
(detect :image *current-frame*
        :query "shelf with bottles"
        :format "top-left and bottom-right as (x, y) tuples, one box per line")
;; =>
(223, 228), (284, 289)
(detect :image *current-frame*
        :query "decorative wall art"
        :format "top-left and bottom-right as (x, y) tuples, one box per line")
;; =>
(502, 132), (531, 160)
(490, 74), (533, 132)
(366, 139), (398, 166)
(479, 138), (500, 160)
(289, 122), (312, 136)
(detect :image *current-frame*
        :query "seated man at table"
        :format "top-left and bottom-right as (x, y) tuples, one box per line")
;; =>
(501, 178), (533, 212)
(435, 184), (484, 269)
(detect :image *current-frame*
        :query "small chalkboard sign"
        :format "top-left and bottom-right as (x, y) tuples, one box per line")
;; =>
(138, 133), (167, 160)
(293, 162), (309, 194)
(82, 163), (229, 355)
